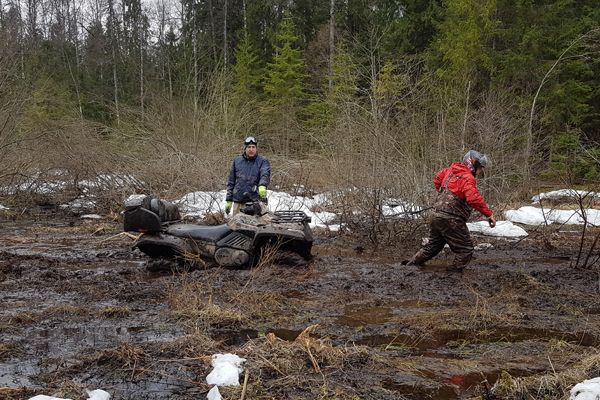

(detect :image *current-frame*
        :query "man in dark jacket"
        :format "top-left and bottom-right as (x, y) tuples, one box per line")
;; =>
(225, 136), (271, 215)
(404, 150), (496, 272)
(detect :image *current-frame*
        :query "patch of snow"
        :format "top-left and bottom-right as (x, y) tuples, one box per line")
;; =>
(28, 389), (110, 400)
(382, 199), (423, 217)
(178, 191), (226, 215)
(0, 204), (8, 210)
(177, 190), (338, 229)
(474, 243), (494, 251)
(81, 214), (102, 220)
(532, 189), (600, 203)
(207, 386), (222, 400)
(467, 221), (528, 238)
(29, 396), (72, 400)
(505, 206), (600, 226)
(86, 390), (111, 400)
(3, 173), (142, 196)
(59, 197), (97, 211)
(78, 174), (141, 192)
(206, 353), (246, 386)
(570, 377), (600, 400)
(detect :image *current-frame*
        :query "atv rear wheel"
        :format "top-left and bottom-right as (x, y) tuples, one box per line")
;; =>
(273, 250), (310, 267)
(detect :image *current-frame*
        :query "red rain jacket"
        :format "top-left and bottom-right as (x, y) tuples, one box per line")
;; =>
(433, 162), (493, 218)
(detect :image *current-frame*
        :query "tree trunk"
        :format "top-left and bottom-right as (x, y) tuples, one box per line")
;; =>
(242, 0), (246, 31)
(223, 0), (228, 66)
(113, 45), (120, 125)
(328, 0), (335, 88)
(207, 0), (217, 62)
(140, 27), (144, 119)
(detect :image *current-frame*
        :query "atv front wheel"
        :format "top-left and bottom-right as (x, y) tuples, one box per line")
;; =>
(146, 257), (195, 273)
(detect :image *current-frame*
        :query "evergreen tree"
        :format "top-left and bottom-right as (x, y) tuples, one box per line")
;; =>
(232, 32), (262, 101)
(262, 17), (307, 155)
(264, 17), (306, 108)
(430, 0), (495, 84)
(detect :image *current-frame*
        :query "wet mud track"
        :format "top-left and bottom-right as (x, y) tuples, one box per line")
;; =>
(1, 217), (600, 399)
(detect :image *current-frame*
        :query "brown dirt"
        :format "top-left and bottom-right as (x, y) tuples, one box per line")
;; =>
(1, 215), (600, 399)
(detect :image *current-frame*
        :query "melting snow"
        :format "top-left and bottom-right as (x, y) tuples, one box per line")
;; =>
(505, 206), (600, 226)
(29, 389), (110, 400)
(532, 189), (600, 203)
(570, 377), (600, 400)
(467, 220), (528, 238)
(205, 353), (246, 386)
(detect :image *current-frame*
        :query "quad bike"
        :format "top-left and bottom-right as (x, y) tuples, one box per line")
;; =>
(123, 195), (313, 271)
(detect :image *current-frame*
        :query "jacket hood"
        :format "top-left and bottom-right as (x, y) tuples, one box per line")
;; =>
(450, 162), (473, 176)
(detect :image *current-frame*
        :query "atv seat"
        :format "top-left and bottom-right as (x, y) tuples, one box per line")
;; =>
(167, 224), (232, 241)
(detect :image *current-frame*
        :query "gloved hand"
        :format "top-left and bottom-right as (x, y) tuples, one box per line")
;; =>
(225, 201), (232, 215)
(258, 185), (267, 199)
(488, 215), (496, 228)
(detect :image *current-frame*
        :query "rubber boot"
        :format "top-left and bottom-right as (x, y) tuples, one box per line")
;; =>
(403, 250), (430, 266)
(447, 252), (472, 272)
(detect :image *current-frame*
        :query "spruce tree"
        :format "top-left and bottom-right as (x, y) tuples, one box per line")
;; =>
(232, 32), (262, 102)
(264, 17), (306, 108)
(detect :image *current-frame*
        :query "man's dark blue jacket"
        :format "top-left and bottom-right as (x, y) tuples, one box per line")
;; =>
(226, 154), (271, 202)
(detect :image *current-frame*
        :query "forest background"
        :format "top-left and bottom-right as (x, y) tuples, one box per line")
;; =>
(0, 0), (599, 216)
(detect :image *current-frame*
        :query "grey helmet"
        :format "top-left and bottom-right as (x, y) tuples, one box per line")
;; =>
(463, 150), (489, 174)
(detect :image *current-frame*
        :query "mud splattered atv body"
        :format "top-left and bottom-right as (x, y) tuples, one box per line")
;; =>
(123, 196), (313, 271)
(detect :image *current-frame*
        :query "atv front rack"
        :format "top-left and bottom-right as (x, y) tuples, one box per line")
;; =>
(273, 210), (311, 224)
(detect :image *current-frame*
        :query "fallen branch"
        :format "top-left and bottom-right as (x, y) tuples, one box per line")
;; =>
(99, 231), (140, 243)
(240, 370), (249, 400)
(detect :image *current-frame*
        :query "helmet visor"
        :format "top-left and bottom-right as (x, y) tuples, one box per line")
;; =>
(477, 154), (489, 169)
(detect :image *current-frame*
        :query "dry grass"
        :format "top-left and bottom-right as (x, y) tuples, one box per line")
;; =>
(10, 312), (38, 325)
(232, 289), (292, 324)
(95, 343), (146, 370)
(231, 325), (371, 399)
(0, 387), (35, 400)
(491, 352), (600, 399)
(156, 331), (218, 358)
(46, 304), (88, 317)
(242, 325), (369, 378)
(166, 274), (244, 328)
(0, 342), (20, 361)
(98, 306), (131, 318)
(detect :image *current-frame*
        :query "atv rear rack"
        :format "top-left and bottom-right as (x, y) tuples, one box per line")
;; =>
(273, 210), (311, 224)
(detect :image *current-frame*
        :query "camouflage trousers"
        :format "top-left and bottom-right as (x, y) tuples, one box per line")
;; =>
(411, 214), (474, 268)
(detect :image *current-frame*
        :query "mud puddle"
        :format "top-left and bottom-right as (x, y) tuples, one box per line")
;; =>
(1, 218), (600, 399)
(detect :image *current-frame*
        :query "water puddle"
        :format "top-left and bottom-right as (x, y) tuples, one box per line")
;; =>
(336, 299), (434, 327)
(215, 328), (304, 345)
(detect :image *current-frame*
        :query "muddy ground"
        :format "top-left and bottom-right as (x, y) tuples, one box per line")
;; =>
(1, 212), (600, 400)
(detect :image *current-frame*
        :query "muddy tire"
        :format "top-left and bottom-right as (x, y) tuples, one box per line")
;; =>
(145, 257), (196, 273)
(146, 258), (177, 272)
(273, 250), (310, 267)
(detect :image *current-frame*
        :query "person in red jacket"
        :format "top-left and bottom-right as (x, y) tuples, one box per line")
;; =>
(404, 150), (497, 272)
